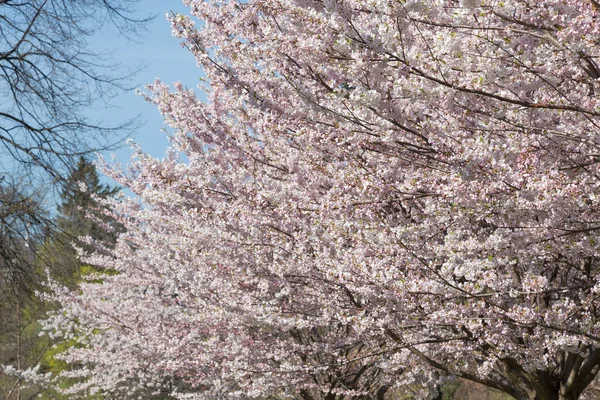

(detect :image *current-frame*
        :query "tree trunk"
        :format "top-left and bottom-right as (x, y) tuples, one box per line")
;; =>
(16, 299), (21, 400)
(557, 392), (577, 400)
(427, 371), (442, 400)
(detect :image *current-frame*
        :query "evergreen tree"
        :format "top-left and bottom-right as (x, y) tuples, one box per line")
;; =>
(57, 157), (120, 243)
(51, 157), (120, 285)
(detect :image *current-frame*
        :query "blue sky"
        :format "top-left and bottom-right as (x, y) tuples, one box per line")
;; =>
(89, 0), (205, 176)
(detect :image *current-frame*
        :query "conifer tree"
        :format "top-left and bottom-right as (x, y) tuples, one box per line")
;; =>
(57, 157), (119, 243)
(52, 157), (120, 284)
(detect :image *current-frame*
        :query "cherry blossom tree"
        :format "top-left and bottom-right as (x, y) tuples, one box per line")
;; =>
(44, 0), (600, 399)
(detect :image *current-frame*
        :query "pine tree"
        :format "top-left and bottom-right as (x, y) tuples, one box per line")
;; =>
(51, 157), (120, 285)
(57, 157), (120, 243)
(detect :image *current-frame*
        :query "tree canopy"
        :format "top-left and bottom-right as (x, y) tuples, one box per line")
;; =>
(0, 0), (149, 183)
(57, 157), (120, 242)
(45, 1), (600, 399)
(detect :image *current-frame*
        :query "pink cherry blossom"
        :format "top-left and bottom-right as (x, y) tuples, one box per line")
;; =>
(44, 1), (600, 399)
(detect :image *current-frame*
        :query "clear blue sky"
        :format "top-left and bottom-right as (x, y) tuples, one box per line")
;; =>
(89, 0), (205, 177)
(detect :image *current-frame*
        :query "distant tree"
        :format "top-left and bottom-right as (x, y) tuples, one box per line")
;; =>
(57, 157), (120, 242)
(0, 181), (48, 299)
(51, 156), (120, 285)
(0, 0), (151, 185)
(0, 181), (51, 400)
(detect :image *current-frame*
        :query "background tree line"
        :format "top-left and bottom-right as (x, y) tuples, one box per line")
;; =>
(0, 157), (120, 399)
(0, 0), (147, 398)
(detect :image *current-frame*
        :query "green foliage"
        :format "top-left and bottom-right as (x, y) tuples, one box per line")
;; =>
(45, 157), (121, 286)
(41, 338), (75, 375)
(80, 265), (118, 277)
(441, 380), (460, 400)
(57, 156), (120, 243)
